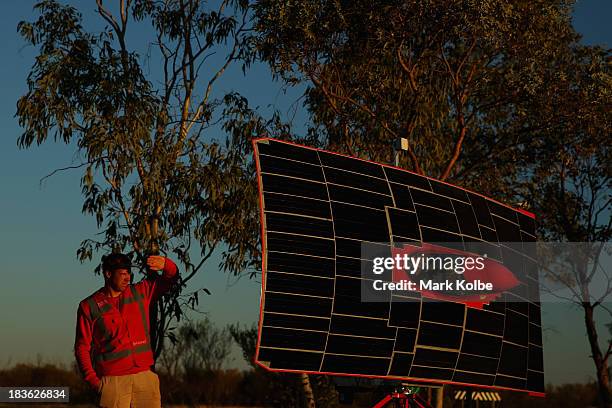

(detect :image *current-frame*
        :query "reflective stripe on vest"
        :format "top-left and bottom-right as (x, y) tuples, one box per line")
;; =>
(120, 290), (145, 307)
(130, 285), (150, 345)
(87, 298), (113, 347)
(95, 343), (152, 362)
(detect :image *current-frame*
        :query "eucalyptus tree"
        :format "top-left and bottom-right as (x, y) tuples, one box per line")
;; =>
(17, 0), (260, 358)
(524, 45), (611, 407)
(253, 0), (583, 199)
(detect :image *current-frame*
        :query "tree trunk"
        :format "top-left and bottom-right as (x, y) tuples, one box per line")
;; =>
(149, 244), (163, 360)
(301, 373), (316, 408)
(150, 301), (159, 358)
(435, 386), (444, 408)
(583, 303), (612, 408)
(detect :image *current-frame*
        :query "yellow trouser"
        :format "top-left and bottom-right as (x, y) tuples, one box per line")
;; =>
(99, 370), (161, 408)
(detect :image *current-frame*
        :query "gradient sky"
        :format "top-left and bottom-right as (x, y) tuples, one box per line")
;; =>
(0, 0), (610, 386)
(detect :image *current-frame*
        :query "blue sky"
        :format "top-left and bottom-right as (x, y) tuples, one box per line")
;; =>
(0, 0), (610, 386)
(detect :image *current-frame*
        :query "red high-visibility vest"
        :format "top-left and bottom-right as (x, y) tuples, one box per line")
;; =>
(74, 259), (178, 389)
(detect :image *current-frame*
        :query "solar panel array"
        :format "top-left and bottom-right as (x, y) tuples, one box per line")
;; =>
(253, 139), (544, 394)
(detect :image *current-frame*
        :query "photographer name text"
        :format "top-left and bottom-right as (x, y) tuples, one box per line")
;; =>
(372, 279), (493, 292)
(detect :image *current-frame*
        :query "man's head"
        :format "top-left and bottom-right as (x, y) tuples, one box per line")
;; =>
(102, 253), (132, 295)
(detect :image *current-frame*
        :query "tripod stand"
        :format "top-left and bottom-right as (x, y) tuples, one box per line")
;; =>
(372, 385), (434, 408)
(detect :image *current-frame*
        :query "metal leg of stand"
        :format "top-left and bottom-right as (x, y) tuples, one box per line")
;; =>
(371, 391), (434, 408)
(372, 394), (394, 408)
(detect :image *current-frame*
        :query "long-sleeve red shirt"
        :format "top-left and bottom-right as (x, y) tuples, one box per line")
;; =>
(74, 258), (178, 389)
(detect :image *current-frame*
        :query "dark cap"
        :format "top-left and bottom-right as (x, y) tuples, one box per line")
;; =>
(102, 253), (132, 271)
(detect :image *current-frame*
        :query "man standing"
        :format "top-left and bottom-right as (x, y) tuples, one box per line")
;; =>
(74, 253), (179, 408)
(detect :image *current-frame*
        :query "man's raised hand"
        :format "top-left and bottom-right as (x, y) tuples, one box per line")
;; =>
(146, 255), (166, 271)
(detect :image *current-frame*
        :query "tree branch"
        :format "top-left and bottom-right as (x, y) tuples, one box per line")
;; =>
(39, 158), (108, 188)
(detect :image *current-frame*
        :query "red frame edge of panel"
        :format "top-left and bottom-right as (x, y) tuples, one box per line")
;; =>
(250, 137), (543, 398)
(252, 140), (267, 372)
(252, 362), (546, 398)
